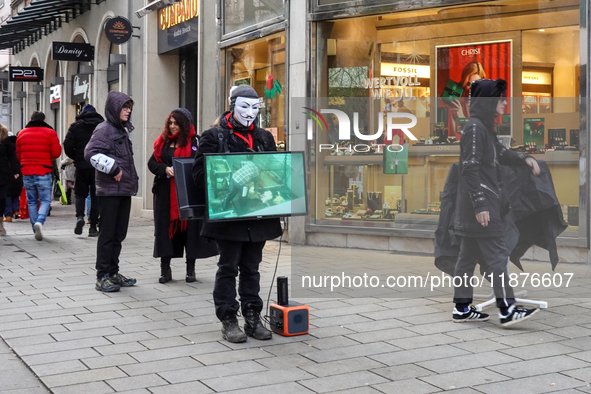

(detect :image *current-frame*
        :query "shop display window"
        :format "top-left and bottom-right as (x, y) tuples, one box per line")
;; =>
(312, 0), (582, 235)
(224, 31), (286, 150)
(222, 0), (284, 36)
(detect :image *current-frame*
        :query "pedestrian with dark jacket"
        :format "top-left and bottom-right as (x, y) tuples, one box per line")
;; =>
(452, 78), (541, 327)
(0, 125), (20, 235)
(84, 91), (138, 292)
(64, 104), (104, 236)
(148, 108), (218, 284)
(3, 134), (22, 222)
(16, 111), (61, 241)
(193, 85), (282, 343)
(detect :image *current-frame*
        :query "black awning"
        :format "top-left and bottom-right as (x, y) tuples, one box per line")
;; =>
(0, 0), (96, 53)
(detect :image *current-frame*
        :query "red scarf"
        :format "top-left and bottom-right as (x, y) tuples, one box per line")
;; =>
(153, 125), (196, 238)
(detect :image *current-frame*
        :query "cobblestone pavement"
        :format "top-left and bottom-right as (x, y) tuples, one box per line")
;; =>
(1, 203), (591, 393)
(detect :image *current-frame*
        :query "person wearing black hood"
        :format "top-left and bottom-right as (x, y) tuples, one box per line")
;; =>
(193, 85), (282, 343)
(85, 92), (139, 292)
(64, 104), (105, 237)
(452, 79), (541, 327)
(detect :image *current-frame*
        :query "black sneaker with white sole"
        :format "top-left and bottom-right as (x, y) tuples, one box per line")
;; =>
(499, 305), (539, 327)
(453, 306), (489, 322)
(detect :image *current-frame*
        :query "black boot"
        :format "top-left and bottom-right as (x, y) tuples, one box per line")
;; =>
(221, 314), (247, 343)
(159, 259), (172, 284)
(186, 260), (196, 283)
(75, 216), (85, 235)
(243, 304), (272, 340)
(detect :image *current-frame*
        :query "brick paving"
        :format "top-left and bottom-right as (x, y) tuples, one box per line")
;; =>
(1, 203), (591, 393)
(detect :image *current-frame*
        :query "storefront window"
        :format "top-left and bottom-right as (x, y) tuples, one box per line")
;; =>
(223, 0), (283, 36)
(225, 31), (286, 150)
(313, 0), (582, 235)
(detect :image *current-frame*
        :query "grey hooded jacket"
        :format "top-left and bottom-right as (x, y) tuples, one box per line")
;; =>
(84, 91), (139, 197)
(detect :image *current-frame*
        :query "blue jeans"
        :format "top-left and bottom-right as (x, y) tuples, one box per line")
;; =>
(4, 195), (20, 217)
(23, 174), (52, 227)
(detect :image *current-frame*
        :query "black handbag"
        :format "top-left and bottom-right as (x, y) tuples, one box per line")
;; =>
(53, 181), (62, 198)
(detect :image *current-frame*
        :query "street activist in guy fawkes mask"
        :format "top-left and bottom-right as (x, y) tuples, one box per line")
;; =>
(192, 85), (282, 343)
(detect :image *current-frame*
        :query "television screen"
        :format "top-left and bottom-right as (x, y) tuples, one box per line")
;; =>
(172, 157), (205, 220)
(204, 151), (307, 221)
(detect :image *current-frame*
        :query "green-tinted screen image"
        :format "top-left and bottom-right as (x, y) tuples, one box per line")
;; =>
(204, 151), (307, 221)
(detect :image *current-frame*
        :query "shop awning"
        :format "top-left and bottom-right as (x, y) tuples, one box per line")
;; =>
(0, 0), (105, 53)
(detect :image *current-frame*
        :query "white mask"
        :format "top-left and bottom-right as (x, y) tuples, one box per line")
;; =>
(233, 97), (260, 127)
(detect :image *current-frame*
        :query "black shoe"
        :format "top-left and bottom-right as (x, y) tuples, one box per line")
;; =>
(96, 274), (120, 292)
(243, 305), (272, 340)
(110, 273), (136, 287)
(500, 305), (539, 327)
(186, 261), (196, 283)
(75, 217), (85, 235)
(159, 265), (172, 284)
(88, 226), (99, 237)
(452, 306), (489, 323)
(221, 314), (247, 343)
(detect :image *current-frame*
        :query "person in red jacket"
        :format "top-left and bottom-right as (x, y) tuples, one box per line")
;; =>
(16, 111), (61, 241)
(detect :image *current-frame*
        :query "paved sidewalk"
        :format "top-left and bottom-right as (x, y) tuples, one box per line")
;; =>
(1, 202), (591, 393)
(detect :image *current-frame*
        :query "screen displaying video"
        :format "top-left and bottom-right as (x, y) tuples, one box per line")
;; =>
(204, 151), (307, 221)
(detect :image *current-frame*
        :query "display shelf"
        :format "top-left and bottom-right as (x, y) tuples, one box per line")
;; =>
(321, 148), (579, 166)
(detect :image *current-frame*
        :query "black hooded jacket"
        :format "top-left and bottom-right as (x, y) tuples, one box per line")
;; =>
(64, 110), (105, 170)
(84, 91), (138, 197)
(192, 111), (283, 242)
(453, 79), (531, 237)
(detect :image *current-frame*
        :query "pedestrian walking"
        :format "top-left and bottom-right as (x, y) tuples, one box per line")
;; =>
(452, 78), (541, 326)
(16, 111), (61, 241)
(192, 85), (282, 343)
(59, 157), (75, 205)
(148, 108), (218, 284)
(3, 133), (22, 223)
(84, 92), (138, 292)
(63, 104), (104, 236)
(0, 124), (20, 235)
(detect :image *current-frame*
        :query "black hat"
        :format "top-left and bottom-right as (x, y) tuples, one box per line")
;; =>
(172, 108), (193, 123)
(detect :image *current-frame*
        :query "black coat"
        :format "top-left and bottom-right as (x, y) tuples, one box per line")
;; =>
(64, 111), (105, 170)
(0, 136), (19, 187)
(454, 80), (530, 237)
(3, 136), (22, 196)
(435, 161), (566, 276)
(192, 112), (283, 242)
(84, 91), (139, 197)
(148, 136), (218, 259)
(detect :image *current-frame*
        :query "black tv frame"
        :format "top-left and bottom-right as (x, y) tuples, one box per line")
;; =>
(203, 151), (308, 222)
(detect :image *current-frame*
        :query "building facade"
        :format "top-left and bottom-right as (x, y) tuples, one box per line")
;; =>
(3, 0), (590, 262)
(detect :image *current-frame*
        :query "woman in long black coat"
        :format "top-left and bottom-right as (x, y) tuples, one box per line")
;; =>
(148, 108), (218, 283)
(0, 125), (20, 235)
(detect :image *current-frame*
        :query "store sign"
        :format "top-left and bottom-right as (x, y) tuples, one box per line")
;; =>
(381, 63), (430, 79)
(50, 85), (61, 104)
(105, 16), (133, 44)
(71, 74), (90, 103)
(159, 0), (198, 30)
(158, 0), (199, 54)
(52, 42), (94, 61)
(9, 66), (43, 82)
(522, 71), (552, 85)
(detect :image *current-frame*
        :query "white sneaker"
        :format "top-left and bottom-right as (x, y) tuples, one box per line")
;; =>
(34, 222), (43, 241)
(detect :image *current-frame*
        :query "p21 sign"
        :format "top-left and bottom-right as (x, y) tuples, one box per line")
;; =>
(9, 66), (44, 82)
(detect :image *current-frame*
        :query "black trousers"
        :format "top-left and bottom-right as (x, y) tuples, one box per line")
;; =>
(453, 236), (515, 309)
(75, 169), (99, 226)
(96, 196), (131, 278)
(213, 240), (265, 320)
